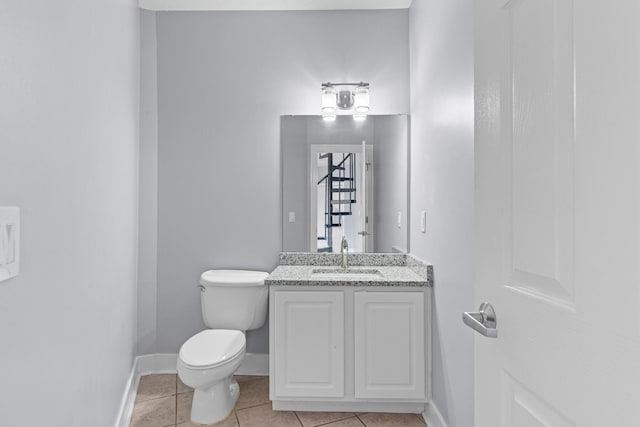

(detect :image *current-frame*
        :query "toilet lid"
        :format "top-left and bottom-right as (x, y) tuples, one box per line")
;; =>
(200, 270), (269, 287)
(179, 329), (245, 368)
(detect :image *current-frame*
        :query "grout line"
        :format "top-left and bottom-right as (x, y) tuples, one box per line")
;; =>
(236, 376), (268, 385)
(235, 401), (273, 412)
(293, 411), (304, 427)
(312, 415), (362, 427)
(134, 394), (176, 404)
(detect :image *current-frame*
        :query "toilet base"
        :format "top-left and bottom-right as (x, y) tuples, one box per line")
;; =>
(190, 376), (240, 425)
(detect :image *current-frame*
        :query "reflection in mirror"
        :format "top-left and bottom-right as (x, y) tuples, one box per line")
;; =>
(282, 115), (409, 254)
(311, 144), (373, 253)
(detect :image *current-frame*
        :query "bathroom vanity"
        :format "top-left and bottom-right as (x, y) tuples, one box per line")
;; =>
(266, 253), (433, 413)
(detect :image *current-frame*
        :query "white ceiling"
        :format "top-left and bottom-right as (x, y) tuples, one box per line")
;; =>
(138, 0), (412, 11)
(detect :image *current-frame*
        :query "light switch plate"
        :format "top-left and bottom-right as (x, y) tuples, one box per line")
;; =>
(0, 207), (20, 283)
(288, 211), (296, 223)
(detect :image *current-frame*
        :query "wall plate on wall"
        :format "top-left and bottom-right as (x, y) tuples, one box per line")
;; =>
(0, 207), (20, 283)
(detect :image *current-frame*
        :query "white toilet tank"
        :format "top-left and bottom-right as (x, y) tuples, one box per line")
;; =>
(199, 269), (269, 331)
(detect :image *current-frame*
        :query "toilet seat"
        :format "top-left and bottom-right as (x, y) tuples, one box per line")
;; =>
(179, 329), (245, 369)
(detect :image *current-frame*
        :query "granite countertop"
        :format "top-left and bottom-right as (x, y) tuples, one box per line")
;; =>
(266, 253), (432, 287)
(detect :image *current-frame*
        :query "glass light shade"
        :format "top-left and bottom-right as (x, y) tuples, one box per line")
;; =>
(353, 113), (367, 121)
(323, 113), (336, 122)
(353, 86), (370, 113)
(322, 87), (337, 113)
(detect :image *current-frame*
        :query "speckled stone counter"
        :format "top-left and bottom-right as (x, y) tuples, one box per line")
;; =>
(267, 252), (433, 287)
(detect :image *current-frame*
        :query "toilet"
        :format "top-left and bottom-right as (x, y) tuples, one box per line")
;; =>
(177, 269), (269, 425)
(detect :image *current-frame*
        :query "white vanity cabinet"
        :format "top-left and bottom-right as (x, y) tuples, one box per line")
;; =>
(269, 285), (430, 413)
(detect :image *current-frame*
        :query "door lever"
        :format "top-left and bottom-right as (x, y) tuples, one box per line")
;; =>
(463, 302), (498, 338)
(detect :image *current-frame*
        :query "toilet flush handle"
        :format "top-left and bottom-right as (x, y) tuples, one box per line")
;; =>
(198, 285), (206, 293)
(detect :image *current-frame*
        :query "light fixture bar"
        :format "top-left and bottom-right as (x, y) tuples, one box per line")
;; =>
(320, 82), (370, 120)
(321, 82), (370, 89)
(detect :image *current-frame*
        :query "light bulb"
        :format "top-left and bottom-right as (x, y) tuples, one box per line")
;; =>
(321, 86), (337, 113)
(353, 86), (370, 113)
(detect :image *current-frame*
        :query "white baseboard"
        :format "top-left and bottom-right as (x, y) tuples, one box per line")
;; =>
(236, 352), (269, 376)
(422, 401), (448, 427)
(114, 361), (137, 427)
(113, 352), (269, 427)
(273, 400), (426, 413)
(136, 353), (178, 374)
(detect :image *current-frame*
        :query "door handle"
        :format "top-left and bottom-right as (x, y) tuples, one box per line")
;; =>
(357, 230), (371, 236)
(463, 302), (498, 338)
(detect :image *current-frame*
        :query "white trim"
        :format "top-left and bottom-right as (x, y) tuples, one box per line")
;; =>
(422, 401), (448, 427)
(139, 0), (412, 12)
(273, 400), (426, 413)
(136, 353), (178, 374)
(114, 362), (138, 427)
(114, 353), (269, 427)
(236, 352), (270, 376)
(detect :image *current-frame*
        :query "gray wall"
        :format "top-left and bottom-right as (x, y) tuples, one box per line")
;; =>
(151, 10), (410, 353)
(0, 1), (140, 425)
(138, 10), (159, 356)
(409, 1), (475, 426)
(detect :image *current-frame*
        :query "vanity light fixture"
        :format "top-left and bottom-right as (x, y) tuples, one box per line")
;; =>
(321, 82), (370, 121)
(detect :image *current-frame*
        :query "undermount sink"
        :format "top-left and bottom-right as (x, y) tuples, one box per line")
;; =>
(311, 268), (383, 280)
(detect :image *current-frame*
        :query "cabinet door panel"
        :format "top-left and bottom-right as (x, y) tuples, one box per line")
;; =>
(354, 291), (425, 399)
(274, 291), (345, 397)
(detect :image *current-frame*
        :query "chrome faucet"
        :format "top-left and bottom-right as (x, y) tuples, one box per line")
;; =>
(341, 236), (349, 268)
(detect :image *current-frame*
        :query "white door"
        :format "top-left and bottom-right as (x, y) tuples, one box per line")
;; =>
(474, 1), (640, 426)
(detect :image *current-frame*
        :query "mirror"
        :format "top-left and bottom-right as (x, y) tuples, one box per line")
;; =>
(282, 115), (409, 253)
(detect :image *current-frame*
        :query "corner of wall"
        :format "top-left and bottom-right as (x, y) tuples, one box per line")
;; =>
(409, 1), (475, 427)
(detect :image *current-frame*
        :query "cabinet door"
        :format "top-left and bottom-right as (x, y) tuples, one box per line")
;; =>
(354, 291), (425, 400)
(273, 291), (345, 398)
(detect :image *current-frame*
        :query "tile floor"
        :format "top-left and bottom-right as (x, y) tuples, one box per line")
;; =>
(130, 374), (427, 427)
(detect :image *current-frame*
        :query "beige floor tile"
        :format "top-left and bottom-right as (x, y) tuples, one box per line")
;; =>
(235, 377), (270, 410)
(130, 395), (176, 427)
(235, 375), (267, 383)
(177, 376), (193, 394)
(176, 391), (194, 424)
(136, 374), (177, 402)
(236, 403), (301, 427)
(295, 411), (356, 427)
(357, 413), (426, 427)
(322, 417), (365, 427)
(177, 412), (239, 427)
(176, 390), (238, 426)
